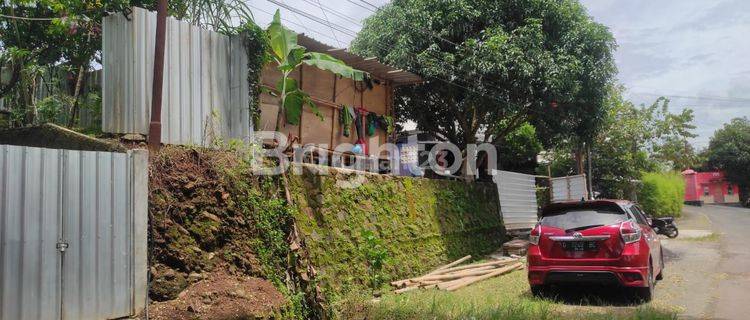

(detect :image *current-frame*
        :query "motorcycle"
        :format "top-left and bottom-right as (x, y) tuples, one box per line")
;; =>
(650, 216), (679, 238)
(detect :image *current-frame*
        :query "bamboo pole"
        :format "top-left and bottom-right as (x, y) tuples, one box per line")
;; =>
(415, 267), (500, 282)
(391, 258), (516, 288)
(445, 263), (524, 292)
(428, 258), (514, 276)
(429, 255), (472, 273)
(391, 255), (471, 287)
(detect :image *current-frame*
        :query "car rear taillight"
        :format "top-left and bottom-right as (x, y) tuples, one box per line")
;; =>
(529, 223), (541, 245)
(620, 220), (642, 244)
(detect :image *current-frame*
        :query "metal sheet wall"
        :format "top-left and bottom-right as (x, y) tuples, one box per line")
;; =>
(493, 170), (539, 230)
(102, 7), (251, 146)
(0, 144), (148, 320)
(551, 174), (589, 202)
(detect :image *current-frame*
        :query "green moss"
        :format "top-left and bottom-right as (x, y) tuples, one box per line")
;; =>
(287, 166), (506, 311)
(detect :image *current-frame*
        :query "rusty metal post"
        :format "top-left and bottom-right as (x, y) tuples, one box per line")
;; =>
(148, 0), (168, 150)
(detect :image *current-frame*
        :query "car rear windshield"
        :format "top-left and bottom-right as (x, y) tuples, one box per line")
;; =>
(540, 208), (627, 232)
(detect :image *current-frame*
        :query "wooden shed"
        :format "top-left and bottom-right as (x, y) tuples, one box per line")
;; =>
(258, 34), (422, 163)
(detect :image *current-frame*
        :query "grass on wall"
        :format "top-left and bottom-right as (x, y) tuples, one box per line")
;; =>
(286, 165), (506, 313)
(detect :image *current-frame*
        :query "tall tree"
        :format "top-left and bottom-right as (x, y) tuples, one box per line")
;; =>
(706, 117), (750, 206)
(350, 0), (617, 149)
(546, 86), (699, 199)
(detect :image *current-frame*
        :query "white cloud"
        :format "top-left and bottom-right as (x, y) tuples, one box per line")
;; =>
(580, 0), (750, 148)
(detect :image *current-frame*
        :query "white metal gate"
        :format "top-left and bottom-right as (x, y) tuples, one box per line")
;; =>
(493, 170), (539, 230)
(0, 144), (148, 320)
(551, 174), (589, 202)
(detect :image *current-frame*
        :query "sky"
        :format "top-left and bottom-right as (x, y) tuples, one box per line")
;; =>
(249, 0), (750, 148)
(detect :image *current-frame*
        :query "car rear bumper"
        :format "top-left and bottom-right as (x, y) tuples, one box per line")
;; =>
(527, 265), (649, 287)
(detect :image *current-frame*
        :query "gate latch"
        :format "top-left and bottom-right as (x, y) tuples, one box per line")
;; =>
(56, 241), (69, 252)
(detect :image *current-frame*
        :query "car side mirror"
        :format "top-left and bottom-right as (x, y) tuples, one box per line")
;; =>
(646, 217), (653, 226)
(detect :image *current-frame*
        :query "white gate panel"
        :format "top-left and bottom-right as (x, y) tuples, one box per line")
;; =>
(493, 170), (539, 230)
(551, 174), (589, 202)
(103, 7), (251, 146)
(0, 146), (62, 320)
(0, 144), (148, 320)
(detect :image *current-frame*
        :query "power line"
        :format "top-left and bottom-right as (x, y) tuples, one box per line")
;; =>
(345, 0), (374, 12)
(629, 91), (750, 103)
(358, 0), (380, 11)
(0, 13), (55, 21)
(280, 0), (315, 40)
(266, 0), (358, 37)
(314, 0), (342, 47)
(247, 3), (344, 45)
(299, 0), (362, 27)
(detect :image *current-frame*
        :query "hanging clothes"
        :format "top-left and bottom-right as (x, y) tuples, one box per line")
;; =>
(339, 105), (355, 137)
(354, 107), (368, 155)
(366, 113), (378, 136)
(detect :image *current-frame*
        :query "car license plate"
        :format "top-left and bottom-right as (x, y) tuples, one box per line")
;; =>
(561, 241), (598, 251)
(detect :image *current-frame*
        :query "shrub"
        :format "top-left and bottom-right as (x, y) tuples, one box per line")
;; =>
(638, 172), (685, 217)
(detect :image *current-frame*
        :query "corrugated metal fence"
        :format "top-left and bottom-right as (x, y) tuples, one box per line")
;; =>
(0, 144), (148, 320)
(493, 170), (539, 230)
(102, 7), (251, 146)
(551, 174), (589, 202)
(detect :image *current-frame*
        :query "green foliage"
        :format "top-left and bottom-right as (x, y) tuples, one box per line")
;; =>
(2, 0), (124, 128)
(706, 118), (750, 203)
(350, 0), (617, 147)
(264, 10), (365, 130)
(637, 172), (685, 218)
(287, 166), (505, 313)
(359, 229), (389, 290)
(36, 93), (72, 123)
(234, 21), (268, 130)
(133, 0), (255, 33)
(497, 122), (543, 173)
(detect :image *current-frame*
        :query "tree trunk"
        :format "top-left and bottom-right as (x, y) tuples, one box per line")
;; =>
(29, 76), (38, 125)
(574, 147), (585, 175)
(67, 65), (86, 128)
(460, 131), (478, 181)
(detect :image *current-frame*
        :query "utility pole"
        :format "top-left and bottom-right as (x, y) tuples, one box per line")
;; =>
(148, 0), (168, 150)
(587, 142), (594, 199)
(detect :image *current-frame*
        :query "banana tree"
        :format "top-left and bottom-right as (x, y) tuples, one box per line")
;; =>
(266, 10), (366, 131)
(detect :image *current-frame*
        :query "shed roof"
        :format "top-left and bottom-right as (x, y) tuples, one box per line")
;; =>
(297, 34), (423, 86)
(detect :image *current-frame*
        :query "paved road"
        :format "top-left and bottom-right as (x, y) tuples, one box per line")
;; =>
(702, 205), (750, 320)
(658, 204), (750, 320)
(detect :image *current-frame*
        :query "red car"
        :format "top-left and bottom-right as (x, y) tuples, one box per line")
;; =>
(527, 200), (664, 301)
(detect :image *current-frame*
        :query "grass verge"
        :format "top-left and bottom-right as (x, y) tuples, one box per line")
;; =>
(345, 269), (678, 320)
(680, 232), (720, 242)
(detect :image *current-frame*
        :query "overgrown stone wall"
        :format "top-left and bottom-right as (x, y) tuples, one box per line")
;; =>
(287, 165), (506, 304)
(148, 149), (505, 318)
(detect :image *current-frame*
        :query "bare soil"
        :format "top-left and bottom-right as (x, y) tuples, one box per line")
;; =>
(148, 268), (286, 320)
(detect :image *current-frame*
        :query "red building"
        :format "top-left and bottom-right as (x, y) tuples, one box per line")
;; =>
(682, 169), (740, 205)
